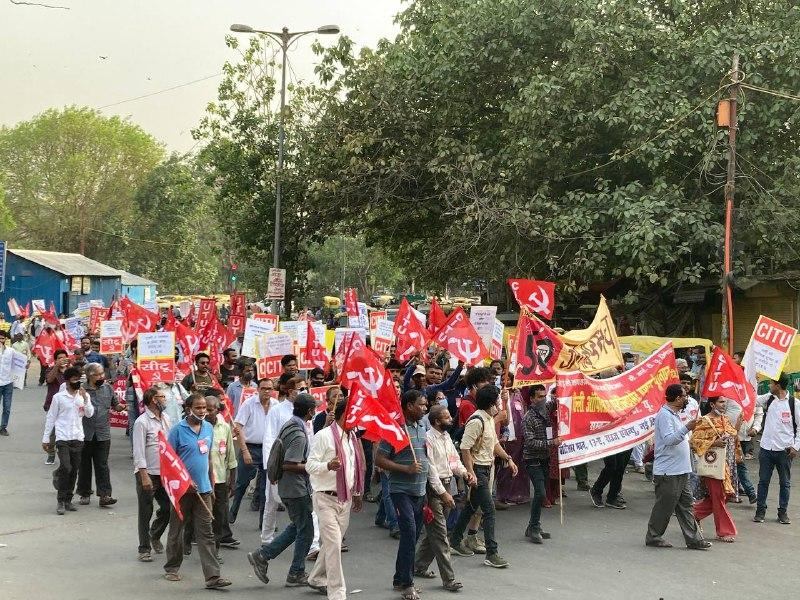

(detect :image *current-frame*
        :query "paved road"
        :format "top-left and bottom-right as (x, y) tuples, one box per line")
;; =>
(1, 379), (798, 600)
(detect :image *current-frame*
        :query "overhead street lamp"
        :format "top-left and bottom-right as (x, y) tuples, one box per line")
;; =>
(230, 22), (340, 312)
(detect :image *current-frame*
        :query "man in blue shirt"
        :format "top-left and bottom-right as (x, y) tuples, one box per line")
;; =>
(375, 389), (429, 600)
(163, 393), (232, 589)
(645, 383), (710, 550)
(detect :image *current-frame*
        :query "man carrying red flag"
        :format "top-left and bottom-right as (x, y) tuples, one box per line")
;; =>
(162, 392), (232, 589)
(374, 389), (428, 600)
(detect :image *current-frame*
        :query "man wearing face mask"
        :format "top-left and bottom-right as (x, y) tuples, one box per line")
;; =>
(163, 393), (232, 589)
(133, 387), (172, 562)
(414, 404), (473, 592)
(42, 367), (95, 515)
(645, 383), (710, 549)
(226, 358), (257, 414)
(76, 362), (125, 507)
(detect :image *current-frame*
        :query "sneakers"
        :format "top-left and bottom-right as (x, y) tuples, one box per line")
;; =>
(449, 541), (475, 557)
(219, 538), (240, 549)
(483, 554), (509, 568)
(753, 509), (766, 523)
(590, 489), (604, 508)
(748, 494), (757, 505)
(0, 427), (8, 436)
(778, 511), (791, 525)
(247, 551), (270, 585)
(56, 502), (66, 515)
(308, 583), (328, 595)
(285, 572), (309, 587)
(64, 502), (77, 512)
(524, 525), (545, 544)
(99, 496), (117, 507)
(687, 540), (712, 550)
(79, 496), (90, 505)
(465, 534), (486, 554)
(45, 455), (55, 465)
(605, 497), (626, 510)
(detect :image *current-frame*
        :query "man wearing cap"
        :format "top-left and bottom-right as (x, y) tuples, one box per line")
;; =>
(248, 393), (317, 587)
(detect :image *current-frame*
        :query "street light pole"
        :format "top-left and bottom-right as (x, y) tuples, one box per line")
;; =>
(230, 22), (340, 314)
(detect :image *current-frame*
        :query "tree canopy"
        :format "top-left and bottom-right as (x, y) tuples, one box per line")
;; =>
(304, 0), (800, 305)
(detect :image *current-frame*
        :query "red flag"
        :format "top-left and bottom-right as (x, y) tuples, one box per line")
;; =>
(119, 297), (158, 343)
(195, 298), (217, 333)
(229, 293), (246, 318)
(60, 325), (80, 351)
(508, 278), (556, 320)
(513, 311), (564, 384)
(32, 329), (57, 366)
(164, 311), (201, 372)
(702, 347), (756, 421)
(42, 303), (60, 326)
(105, 298), (120, 321)
(344, 288), (359, 319)
(393, 298), (430, 362)
(306, 321), (329, 370)
(344, 382), (410, 452)
(428, 298), (447, 334)
(21, 302), (31, 319)
(157, 431), (193, 520)
(198, 316), (236, 375)
(432, 307), (489, 366)
(186, 302), (197, 326)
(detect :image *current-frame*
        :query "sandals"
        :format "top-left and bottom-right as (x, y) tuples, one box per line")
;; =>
(205, 577), (232, 589)
(138, 552), (153, 562)
(443, 580), (463, 592)
(716, 536), (735, 543)
(414, 569), (436, 579)
(645, 540), (673, 548)
(400, 587), (421, 600)
(164, 573), (181, 581)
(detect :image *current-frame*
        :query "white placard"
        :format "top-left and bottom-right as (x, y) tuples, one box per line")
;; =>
(242, 317), (278, 358)
(334, 327), (367, 351)
(284, 321), (326, 349)
(8, 349), (27, 390)
(179, 301), (191, 319)
(256, 332), (294, 358)
(267, 267), (286, 300)
(137, 331), (175, 359)
(374, 319), (394, 342)
(32, 299), (45, 314)
(470, 306), (497, 348)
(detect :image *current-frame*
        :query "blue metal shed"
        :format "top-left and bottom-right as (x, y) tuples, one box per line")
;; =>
(0, 249), (122, 316)
(115, 269), (158, 305)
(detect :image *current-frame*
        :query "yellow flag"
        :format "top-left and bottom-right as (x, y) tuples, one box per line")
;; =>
(555, 296), (623, 374)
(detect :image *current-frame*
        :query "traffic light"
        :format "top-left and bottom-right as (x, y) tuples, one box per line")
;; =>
(231, 263), (238, 271)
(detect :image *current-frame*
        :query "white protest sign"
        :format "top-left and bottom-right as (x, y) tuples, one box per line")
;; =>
(32, 299), (45, 314)
(334, 327), (367, 351)
(285, 321), (326, 349)
(469, 306), (497, 348)
(242, 317), (278, 358)
(138, 331), (175, 359)
(99, 320), (124, 354)
(372, 319), (395, 355)
(6, 349), (28, 390)
(743, 315), (798, 380)
(256, 332), (294, 358)
(490, 319), (505, 361)
(179, 301), (191, 319)
(279, 321), (302, 343)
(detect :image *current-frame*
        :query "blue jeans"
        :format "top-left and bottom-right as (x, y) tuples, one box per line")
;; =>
(757, 448), (793, 512)
(389, 492), (425, 589)
(0, 382), (13, 429)
(229, 444), (265, 524)
(737, 462), (756, 499)
(258, 495), (313, 575)
(375, 472), (398, 530)
(525, 459), (548, 532)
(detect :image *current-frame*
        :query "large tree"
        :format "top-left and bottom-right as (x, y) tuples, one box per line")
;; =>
(306, 0), (800, 310)
(0, 106), (164, 261)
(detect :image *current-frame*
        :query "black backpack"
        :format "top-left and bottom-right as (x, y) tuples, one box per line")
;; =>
(266, 420), (306, 484)
(764, 394), (797, 440)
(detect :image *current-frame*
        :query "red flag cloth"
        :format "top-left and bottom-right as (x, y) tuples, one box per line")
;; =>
(393, 298), (430, 362)
(513, 311), (564, 385)
(306, 321), (329, 370)
(105, 298), (120, 321)
(60, 325), (80, 351)
(194, 298), (216, 333)
(32, 329), (57, 366)
(198, 316), (236, 375)
(164, 311), (200, 372)
(344, 382), (410, 452)
(42, 303), (60, 326)
(21, 302), (31, 319)
(339, 342), (384, 391)
(119, 297), (158, 343)
(428, 298), (447, 334)
(186, 302), (197, 327)
(227, 315), (246, 337)
(432, 307), (489, 367)
(344, 288), (359, 318)
(229, 293), (246, 318)
(508, 278), (556, 320)
(702, 347), (757, 421)
(157, 431), (193, 520)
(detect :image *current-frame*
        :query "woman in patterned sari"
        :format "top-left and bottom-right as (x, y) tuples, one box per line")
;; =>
(690, 397), (741, 543)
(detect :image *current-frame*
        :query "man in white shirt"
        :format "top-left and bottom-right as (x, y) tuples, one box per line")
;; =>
(305, 400), (364, 599)
(0, 329), (17, 436)
(753, 374), (800, 524)
(230, 377), (275, 527)
(415, 404), (472, 592)
(42, 366), (95, 514)
(260, 374), (307, 544)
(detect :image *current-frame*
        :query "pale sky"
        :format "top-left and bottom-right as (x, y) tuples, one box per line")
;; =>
(0, 0), (404, 151)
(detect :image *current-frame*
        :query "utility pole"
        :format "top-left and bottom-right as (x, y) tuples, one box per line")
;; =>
(720, 52), (740, 353)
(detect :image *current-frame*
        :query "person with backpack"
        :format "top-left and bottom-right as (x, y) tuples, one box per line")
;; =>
(449, 385), (517, 569)
(248, 393), (316, 587)
(753, 374), (800, 524)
